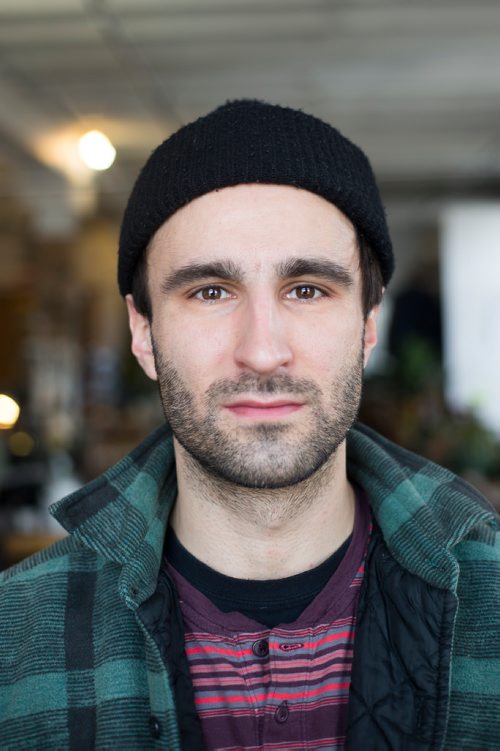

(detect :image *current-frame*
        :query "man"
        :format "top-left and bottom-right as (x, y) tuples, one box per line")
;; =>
(0, 100), (498, 750)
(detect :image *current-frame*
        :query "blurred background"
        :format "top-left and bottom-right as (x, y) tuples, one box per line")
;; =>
(1, 0), (499, 568)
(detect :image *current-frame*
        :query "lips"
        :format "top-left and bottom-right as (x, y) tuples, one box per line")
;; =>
(224, 399), (304, 419)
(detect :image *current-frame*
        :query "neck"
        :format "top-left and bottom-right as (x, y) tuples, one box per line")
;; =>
(170, 439), (355, 580)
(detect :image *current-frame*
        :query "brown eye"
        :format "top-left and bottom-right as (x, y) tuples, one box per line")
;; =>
(202, 286), (221, 300)
(287, 285), (323, 301)
(195, 286), (230, 302)
(297, 285), (315, 299)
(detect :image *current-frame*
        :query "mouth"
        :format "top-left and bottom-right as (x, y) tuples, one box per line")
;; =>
(224, 399), (305, 420)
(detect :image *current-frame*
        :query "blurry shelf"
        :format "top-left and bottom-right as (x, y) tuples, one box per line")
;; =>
(1, 532), (66, 569)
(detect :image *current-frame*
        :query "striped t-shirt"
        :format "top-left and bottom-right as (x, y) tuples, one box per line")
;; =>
(167, 489), (371, 750)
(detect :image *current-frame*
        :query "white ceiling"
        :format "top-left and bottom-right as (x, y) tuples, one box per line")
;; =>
(0, 0), (499, 233)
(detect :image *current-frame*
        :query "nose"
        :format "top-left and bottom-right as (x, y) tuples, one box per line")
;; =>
(234, 296), (293, 375)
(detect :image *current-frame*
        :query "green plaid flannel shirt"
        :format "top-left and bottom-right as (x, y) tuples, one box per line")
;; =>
(0, 422), (499, 749)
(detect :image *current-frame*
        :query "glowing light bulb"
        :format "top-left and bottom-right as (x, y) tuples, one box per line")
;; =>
(0, 394), (20, 429)
(78, 130), (116, 171)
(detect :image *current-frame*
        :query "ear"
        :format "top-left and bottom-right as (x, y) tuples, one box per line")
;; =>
(363, 303), (381, 368)
(125, 294), (158, 381)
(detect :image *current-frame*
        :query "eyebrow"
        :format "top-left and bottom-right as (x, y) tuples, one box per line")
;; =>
(160, 260), (243, 294)
(160, 255), (354, 295)
(275, 257), (354, 287)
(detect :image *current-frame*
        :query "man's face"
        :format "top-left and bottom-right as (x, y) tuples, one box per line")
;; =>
(127, 184), (378, 488)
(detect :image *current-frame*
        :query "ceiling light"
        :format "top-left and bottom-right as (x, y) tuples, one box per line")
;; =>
(0, 394), (21, 429)
(78, 129), (116, 171)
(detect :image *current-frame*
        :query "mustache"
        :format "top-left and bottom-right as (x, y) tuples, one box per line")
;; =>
(206, 373), (323, 400)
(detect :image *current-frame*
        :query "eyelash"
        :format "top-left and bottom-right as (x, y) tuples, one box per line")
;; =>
(191, 284), (328, 303)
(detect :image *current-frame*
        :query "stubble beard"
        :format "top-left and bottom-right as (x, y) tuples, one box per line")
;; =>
(152, 338), (364, 495)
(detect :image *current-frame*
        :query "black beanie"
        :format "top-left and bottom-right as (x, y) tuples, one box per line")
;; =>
(118, 99), (394, 295)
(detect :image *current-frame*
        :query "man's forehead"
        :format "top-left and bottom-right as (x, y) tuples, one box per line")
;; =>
(149, 183), (359, 265)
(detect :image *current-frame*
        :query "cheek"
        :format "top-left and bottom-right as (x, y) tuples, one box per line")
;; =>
(154, 317), (231, 381)
(296, 316), (363, 373)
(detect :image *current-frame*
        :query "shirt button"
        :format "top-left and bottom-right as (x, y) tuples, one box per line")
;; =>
(274, 701), (289, 723)
(252, 638), (269, 657)
(149, 715), (161, 739)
